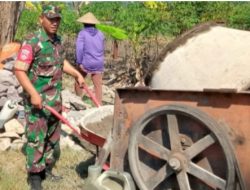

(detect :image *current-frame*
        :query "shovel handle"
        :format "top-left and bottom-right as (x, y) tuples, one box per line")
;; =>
(44, 104), (106, 146)
(44, 105), (81, 137)
(82, 83), (101, 108)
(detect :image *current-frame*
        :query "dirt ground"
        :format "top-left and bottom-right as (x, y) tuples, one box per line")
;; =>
(0, 146), (95, 190)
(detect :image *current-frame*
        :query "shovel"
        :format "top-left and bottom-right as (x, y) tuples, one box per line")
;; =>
(44, 104), (106, 147)
(81, 83), (113, 171)
(82, 83), (101, 108)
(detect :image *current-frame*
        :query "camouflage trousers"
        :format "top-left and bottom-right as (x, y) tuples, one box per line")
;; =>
(24, 105), (61, 173)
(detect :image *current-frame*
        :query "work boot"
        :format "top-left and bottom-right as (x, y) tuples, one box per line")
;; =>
(28, 172), (43, 190)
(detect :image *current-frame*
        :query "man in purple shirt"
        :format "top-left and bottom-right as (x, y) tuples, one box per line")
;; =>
(75, 12), (105, 105)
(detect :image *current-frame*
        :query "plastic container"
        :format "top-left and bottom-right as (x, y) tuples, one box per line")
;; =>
(95, 170), (136, 190)
(0, 100), (18, 129)
(84, 165), (136, 190)
(87, 165), (102, 182)
(17, 106), (26, 126)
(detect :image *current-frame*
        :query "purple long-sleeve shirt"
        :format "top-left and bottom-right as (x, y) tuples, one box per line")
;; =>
(76, 26), (105, 73)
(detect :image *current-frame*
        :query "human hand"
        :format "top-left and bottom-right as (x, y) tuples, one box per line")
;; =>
(76, 74), (85, 88)
(30, 92), (43, 109)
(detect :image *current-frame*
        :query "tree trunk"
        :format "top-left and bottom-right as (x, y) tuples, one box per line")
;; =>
(72, 2), (85, 16)
(0, 2), (25, 49)
(112, 40), (119, 59)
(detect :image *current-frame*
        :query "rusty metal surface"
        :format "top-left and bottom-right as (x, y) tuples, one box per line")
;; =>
(110, 88), (250, 188)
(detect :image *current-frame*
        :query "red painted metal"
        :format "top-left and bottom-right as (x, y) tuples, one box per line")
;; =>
(83, 83), (101, 107)
(44, 105), (105, 147)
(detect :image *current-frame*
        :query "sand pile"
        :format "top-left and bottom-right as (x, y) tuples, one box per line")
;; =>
(150, 24), (250, 91)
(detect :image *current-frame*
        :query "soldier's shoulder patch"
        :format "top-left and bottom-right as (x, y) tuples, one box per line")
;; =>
(17, 44), (33, 63)
(14, 44), (33, 71)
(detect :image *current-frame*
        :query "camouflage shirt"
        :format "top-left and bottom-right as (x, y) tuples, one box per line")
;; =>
(15, 28), (65, 110)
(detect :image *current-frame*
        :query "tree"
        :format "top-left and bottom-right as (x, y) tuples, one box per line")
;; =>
(0, 2), (25, 49)
(72, 2), (85, 15)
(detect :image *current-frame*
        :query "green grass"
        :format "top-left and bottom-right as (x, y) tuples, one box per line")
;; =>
(0, 147), (94, 190)
(0, 150), (28, 190)
(82, 95), (95, 107)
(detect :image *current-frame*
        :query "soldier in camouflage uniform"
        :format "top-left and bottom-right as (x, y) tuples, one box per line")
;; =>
(14, 5), (85, 190)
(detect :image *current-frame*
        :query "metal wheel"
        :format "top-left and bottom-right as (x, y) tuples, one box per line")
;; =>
(128, 104), (235, 190)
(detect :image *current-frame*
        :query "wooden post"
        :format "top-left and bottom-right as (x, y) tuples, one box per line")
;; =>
(112, 39), (119, 59)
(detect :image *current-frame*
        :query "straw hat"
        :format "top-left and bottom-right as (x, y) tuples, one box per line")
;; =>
(77, 12), (100, 24)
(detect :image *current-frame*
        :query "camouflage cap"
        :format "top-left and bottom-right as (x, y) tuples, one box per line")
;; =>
(42, 5), (61, 19)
